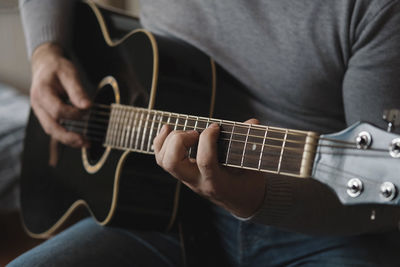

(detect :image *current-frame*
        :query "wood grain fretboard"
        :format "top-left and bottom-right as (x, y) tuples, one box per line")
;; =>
(102, 104), (319, 178)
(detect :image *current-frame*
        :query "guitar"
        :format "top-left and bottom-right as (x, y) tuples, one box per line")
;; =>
(20, 1), (400, 239)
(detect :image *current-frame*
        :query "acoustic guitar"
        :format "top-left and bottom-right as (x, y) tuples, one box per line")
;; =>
(20, 0), (400, 240)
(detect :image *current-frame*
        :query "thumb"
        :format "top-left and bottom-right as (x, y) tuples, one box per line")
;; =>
(57, 59), (91, 109)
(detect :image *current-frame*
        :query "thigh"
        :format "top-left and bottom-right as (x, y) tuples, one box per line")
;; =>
(8, 218), (182, 267)
(211, 205), (400, 267)
(245, 225), (400, 267)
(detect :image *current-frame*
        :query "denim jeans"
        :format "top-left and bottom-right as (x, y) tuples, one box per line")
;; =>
(8, 205), (400, 267)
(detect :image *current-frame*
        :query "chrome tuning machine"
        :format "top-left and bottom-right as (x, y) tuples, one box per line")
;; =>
(383, 109), (400, 132)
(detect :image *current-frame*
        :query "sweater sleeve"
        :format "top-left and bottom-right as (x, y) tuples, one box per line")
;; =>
(19, 0), (77, 58)
(251, 0), (400, 236)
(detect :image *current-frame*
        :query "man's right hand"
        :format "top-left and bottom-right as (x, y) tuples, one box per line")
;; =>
(30, 42), (91, 147)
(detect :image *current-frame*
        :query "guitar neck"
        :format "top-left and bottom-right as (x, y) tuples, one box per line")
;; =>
(103, 104), (319, 178)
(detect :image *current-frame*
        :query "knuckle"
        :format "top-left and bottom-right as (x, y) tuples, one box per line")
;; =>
(43, 124), (53, 135)
(162, 158), (178, 173)
(30, 87), (41, 102)
(197, 157), (213, 170)
(51, 102), (63, 118)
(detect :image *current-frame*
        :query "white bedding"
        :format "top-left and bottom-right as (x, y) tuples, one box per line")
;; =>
(0, 82), (29, 211)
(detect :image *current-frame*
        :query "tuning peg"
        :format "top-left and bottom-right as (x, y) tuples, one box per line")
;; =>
(383, 109), (400, 132)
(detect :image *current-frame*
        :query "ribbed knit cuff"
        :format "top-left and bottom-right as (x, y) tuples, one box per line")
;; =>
(251, 175), (293, 225)
(19, 0), (76, 58)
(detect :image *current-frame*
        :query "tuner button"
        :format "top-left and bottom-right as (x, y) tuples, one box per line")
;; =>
(389, 138), (400, 158)
(380, 182), (397, 201)
(356, 131), (372, 149)
(347, 178), (363, 198)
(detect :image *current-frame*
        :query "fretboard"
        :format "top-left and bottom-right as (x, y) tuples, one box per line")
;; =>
(103, 104), (318, 177)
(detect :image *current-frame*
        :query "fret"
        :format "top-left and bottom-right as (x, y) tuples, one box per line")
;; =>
(280, 131), (308, 175)
(120, 107), (129, 148)
(242, 125), (265, 169)
(240, 124), (251, 167)
(105, 106), (116, 146)
(258, 127), (268, 170)
(225, 122), (236, 164)
(114, 106), (123, 147)
(176, 114), (185, 131)
(174, 114), (179, 130)
(193, 117), (199, 132)
(156, 111), (164, 135)
(120, 106), (129, 148)
(147, 111), (157, 152)
(108, 106), (115, 147)
(103, 105), (311, 177)
(276, 129), (288, 174)
(140, 111), (151, 151)
(168, 113), (178, 132)
(129, 109), (140, 149)
(259, 128), (287, 172)
(189, 116), (208, 159)
(226, 123), (248, 166)
(123, 108), (132, 148)
(116, 106), (125, 148)
(166, 113), (172, 128)
(183, 115), (189, 131)
(188, 116), (199, 159)
(134, 111), (145, 150)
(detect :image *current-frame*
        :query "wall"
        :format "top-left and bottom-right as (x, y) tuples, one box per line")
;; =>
(0, 2), (31, 94)
(0, 0), (140, 94)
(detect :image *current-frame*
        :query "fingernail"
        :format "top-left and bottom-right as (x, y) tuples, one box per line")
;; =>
(80, 99), (90, 108)
(187, 130), (198, 135)
(209, 123), (219, 128)
(160, 125), (167, 134)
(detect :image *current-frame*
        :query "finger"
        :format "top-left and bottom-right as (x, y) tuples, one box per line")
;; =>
(197, 123), (220, 178)
(37, 85), (83, 120)
(57, 60), (91, 109)
(244, 118), (260, 125)
(153, 125), (170, 154)
(154, 125), (172, 165)
(33, 103), (85, 147)
(161, 130), (200, 183)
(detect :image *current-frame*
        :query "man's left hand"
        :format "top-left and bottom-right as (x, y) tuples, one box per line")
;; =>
(153, 118), (266, 218)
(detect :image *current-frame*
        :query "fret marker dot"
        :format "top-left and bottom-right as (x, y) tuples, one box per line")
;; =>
(151, 144), (154, 151)
(252, 144), (257, 151)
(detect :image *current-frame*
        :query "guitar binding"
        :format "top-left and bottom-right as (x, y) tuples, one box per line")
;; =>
(82, 76), (120, 174)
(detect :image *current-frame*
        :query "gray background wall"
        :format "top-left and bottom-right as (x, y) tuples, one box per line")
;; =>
(0, 0), (140, 94)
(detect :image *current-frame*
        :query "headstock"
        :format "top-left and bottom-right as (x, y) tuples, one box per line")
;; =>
(312, 121), (400, 206)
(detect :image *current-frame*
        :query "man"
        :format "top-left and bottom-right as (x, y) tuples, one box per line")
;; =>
(10, 0), (400, 266)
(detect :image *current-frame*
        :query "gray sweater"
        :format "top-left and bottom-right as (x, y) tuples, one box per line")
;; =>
(20, 0), (400, 235)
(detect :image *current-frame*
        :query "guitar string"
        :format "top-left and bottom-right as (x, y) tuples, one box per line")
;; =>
(88, 105), (369, 146)
(70, 108), (355, 147)
(62, 119), (334, 151)
(95, 104), (372, 146)
(89, 104), (351, 144)
(62, 121), (391, 161)
(62, 118), (312, 146)
(61, 118), (391, 153)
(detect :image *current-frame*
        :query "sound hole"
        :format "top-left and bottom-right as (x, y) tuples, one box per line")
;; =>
(86, 84), (115, 165)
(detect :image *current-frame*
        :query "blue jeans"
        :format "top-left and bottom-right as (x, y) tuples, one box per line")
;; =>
(9, 206), (400, 267)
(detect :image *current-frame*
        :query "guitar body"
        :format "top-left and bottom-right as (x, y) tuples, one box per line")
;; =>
(20, 1), (216, 237)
